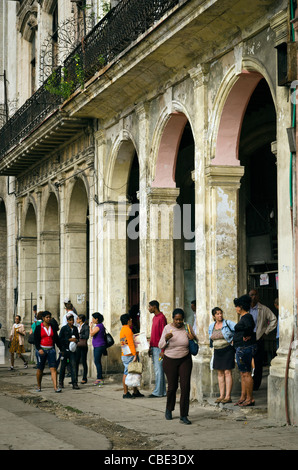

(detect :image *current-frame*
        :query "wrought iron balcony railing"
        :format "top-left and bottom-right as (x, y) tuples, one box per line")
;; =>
(0, 0), (183, 162)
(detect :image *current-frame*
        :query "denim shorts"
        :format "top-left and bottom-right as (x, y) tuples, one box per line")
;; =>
(36, 348), (57, 370)
(121, 355), (135, 375)
(236, 345), (257, 373)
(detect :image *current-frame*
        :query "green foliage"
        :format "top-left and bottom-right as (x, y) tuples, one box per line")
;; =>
(74, 54), (85, 89)
(44, 68), (74, 100)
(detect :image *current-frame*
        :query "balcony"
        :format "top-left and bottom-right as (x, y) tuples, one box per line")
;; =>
(0, 0), (280, 176)
(0, 0), (184, 175)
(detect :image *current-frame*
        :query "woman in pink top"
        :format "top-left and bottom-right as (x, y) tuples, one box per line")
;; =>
(159, 308), (197, 425)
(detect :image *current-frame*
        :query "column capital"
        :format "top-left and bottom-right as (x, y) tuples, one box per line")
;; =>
(270, 9), (288, 46)
(189, 63), (210, 88)
(102, 199), (130, 221)
(146, 187), (180, 205)
(205, 165), (244, 188)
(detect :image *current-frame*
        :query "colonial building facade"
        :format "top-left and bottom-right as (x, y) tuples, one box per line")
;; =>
(1, 0), (298, 424)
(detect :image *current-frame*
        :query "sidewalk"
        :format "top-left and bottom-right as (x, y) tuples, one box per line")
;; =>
(1, 358), (297, 451)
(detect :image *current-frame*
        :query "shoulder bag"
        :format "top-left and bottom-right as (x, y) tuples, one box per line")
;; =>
(185, 324), (199, 356)
(104, 328), (114, 348)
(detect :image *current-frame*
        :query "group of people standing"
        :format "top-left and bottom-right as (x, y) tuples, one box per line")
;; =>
(120, 300), (198, 425)
(8, 288), (277, 423)
(209, 290), (277, 407)
(120, 290), (277, 424)
(8, 299), (110, 394)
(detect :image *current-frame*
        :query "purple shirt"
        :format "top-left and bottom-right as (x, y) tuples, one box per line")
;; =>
(92, 323), (106, 347)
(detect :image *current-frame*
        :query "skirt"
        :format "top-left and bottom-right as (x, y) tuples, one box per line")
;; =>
(9, 331), (25, 355)
(213, 345), (235, 370)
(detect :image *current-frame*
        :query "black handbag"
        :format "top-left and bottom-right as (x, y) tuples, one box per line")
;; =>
(104, 329), (114, 348)
(28, 332), (35, 344)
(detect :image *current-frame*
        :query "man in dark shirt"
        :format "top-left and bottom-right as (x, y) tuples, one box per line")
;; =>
(59, 314), (80, 390)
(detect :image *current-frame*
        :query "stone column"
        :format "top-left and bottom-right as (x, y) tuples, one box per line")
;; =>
(268, 10), (296, 424)
(39, 230), (60, 314)
(64, 222), (88, 316)
(146, 187), (180, 323)
(205, 166), (244, 313)
(100, 198), (129, 369)
(203, 165), (244, 396)
(57, 174), (67, 323)
(135, 103), (150, 335)
(189, 64), (210, 400)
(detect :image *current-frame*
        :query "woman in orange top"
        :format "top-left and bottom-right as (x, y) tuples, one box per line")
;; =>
(120, 313), (143, 399)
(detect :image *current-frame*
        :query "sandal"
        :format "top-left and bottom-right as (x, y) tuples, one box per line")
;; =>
(234, 399), (246, 406)
(215, 397), (224, 403)
(81, 379), (87, 384)
(239, 400), (255, 407)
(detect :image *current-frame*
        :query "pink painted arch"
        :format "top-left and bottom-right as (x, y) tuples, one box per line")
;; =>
(213, 71), (263, 166)
(152, 112), (188, 188)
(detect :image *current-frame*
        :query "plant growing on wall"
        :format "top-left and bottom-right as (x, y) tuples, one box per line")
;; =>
(74, 54), (85, 89)
(44, 67), (74, 100)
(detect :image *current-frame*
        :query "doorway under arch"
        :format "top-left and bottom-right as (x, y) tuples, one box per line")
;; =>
(20, 203), (37, 323)
(41, 192), (60, 315)
(238, 77), (278, 364)
(66, 178), (89, 317)
(152, 112), (195, 323)
(0, 200), (7, 336)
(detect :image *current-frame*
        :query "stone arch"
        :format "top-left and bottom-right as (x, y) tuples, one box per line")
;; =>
(19, 202), (37, 321)
(67, 175), (89, 224)
(151, 108), (188, 188)
(43, 190), (59, 231)
(106, 131), (138, 201)
(41, 0), (58, 15)
(40, 191), (60, 313)
(23, 202), (37, 237)
(0, 199), (8, 335)
(211, 63), (276, 166)
(65, 177), (89, 316)
(104, 131), (140, 323)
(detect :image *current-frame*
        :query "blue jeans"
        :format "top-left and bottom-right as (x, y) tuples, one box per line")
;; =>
(236, 344), (257, 373)
(94, 346), (106, 380)
(152, 347), (166, 397)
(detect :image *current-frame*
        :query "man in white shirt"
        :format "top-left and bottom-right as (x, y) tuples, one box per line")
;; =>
(62, 302), (78, 327)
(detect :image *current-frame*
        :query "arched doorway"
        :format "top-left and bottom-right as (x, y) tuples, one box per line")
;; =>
(20, 203), (37, 324)
(127, 151), (140, 314)
(0, 200), (7, 337)
(66, 178), (89, 317)
(151, 111), (195, 321)
(41, 192), (60, 315)
(239, 78), (278, 363)
(174, 121), (195, 324)
(106, 137), (139, 321)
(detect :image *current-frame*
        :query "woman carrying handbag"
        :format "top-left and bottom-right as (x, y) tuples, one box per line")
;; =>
(158, 308), (198, 425)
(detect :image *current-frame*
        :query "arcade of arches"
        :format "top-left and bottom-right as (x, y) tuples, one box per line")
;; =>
(0, 50), (295, 422)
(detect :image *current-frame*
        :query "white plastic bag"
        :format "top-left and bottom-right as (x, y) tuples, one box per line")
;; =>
(69, 341), (77, 352)
(125, 373), (141, 387)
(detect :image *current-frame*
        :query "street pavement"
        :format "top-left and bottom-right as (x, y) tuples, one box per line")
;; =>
(0, 356), (298, 454)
